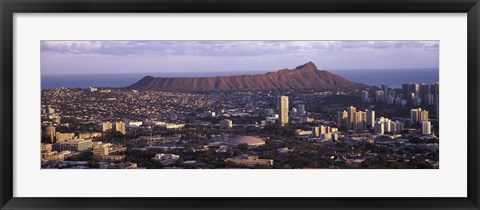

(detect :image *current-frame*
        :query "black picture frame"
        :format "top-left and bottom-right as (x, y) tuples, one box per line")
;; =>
(1, 0), (479, 209)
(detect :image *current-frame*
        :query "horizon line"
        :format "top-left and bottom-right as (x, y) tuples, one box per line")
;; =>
(41, 67), (439, 76)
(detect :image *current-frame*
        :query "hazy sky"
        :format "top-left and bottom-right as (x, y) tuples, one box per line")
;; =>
(41, 40), (439, 75)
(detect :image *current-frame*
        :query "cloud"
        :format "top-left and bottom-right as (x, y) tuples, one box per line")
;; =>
(331, 41), (438, 51)
(41, 40), (439, 57)
(41, 41), (103, 54)
(41, 40), (439, 75)
(372, 41), (394, 49)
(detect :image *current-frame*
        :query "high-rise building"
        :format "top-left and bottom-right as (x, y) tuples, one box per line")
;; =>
(346, 106), (356, 130)
(420, 83), (431, 104)
(433, 82), (440, 120)
(387, 95), (395, 104)
(426, 93), (434, 105)
(278, 95), (289, 127)
(408, 83), (414, 98)
(420, 110), (429, 122)
(366, 110), (375, 129)
(404, 83), (419, 104)
(102, 122), (113, 132)
(402, 83), (409, 100)
(374, 121), (384, 134)
(312, 126), (320, 137)
(390, 121), (397, 134)
(354, 111), (366, 131)
(413, 96), (422, 106)
(381, 84), (389, 102)
(375, 117), (391, 134)
(297, 104), (305, 115)
(115, 121), (126, 135)
(436, 94), (440, 120)
(375, 90), (384, 102)
(388, 90), (396, 100)
(395, 121), (404, 133)
(395, 96), (402, 105)
(408, 92), (415, 104)
(411, 108), (421, 124)
(422, 121), (432, 135)
(383, 119), (391, 133)
(431, 82), (439, 96)
(411, 108), (429, 124)
(45, 125), (56, 143)
(361, 90), (369, 102)
(410, 83), (419, 96)
(337, 110), (348, 128)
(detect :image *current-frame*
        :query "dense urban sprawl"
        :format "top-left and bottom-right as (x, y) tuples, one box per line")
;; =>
(41, 82), (439, 169)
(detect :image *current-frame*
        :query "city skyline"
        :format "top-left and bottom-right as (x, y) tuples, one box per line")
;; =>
(41, 81), (440, 169)
(41, 40), (439, 75)
(40, 41), (440, 169)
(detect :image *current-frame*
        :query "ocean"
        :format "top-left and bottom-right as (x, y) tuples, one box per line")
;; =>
(41, 68), (439, 89)
(330, 68), (439, 88)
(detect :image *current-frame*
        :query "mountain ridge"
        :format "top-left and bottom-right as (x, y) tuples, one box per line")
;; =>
(128, 62), (367, 92)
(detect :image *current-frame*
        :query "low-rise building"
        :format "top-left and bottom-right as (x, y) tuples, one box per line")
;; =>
(220, 119), (233, 129)
(99, 162), (137, 169)
(55, 132), (75, 143)
(295, 129), (312, 136)
(41, 143), (52, 153)
(152, 153), (180, 165)
(78, 132), (102, 139)
(139, 135), (181, 145)
(41, 150), (71, 163)
(52, 138), (93, 152)
(225, 155), (273, 167)
(163, 123), (185, 129)
(100, 155), (125, 161)
(93, 144), (110, 156)
(128, 121), (143, 128)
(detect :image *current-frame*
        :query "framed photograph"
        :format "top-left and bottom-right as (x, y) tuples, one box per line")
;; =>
(1, 0), (479, 209)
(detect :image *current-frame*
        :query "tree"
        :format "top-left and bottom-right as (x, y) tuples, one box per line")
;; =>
(237, 143), (249, 153)
(387, 161), (401, 169)
(361, 159), (371, 168)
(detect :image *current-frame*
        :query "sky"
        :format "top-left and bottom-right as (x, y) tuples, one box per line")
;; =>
(41, 40), (439, 75)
